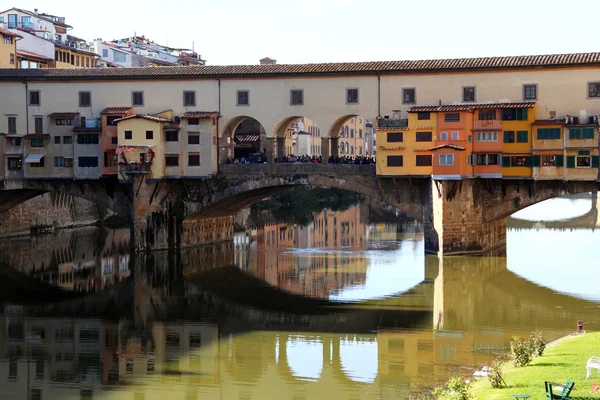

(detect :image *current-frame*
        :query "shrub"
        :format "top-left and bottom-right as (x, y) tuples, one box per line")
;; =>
(433, 377), (473, 400)
(487, 360), (504, 388)
(530, 332), (546, 357)
(510, 336), (534, 367)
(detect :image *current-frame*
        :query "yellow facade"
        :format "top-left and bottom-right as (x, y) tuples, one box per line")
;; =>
(0, 30), (18, 68)
(54, 47), (96, 69)
(117, 117), (165, 178)
(339, 117), (367, 156)
(532, 123), (564, 180)
(501, 105), (536, 178)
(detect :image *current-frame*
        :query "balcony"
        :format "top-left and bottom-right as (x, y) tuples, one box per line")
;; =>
(73, 119), (101, 132)
(2, 21), (38, 30)
(377, 118), (408, 128)
(473, 120), (502, 131)
(119, 162), (152, 174)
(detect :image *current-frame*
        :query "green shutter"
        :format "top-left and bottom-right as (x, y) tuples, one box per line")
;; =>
(532, 155), (541, 167)
(517, 130), (528, 143)
(592, 155), (600, 168)
(578, 150), (590, 156)
(569, 128), (581, 140)
(522, 108), (528, 120)
(525, 156), (533, 167)
(555, 154), (564, 167)
(502, 156), (511, 167)
(566, 156), (576, 168)
(583, 127), (595, 139)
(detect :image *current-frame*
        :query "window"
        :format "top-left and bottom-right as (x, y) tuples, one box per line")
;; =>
(188, 134), (200, 144)
(451, 131), (459, 140)
(387, 132), (403, 142)
(237, 90), (249, 106)
(3, 35), (13, 44)
(114, 51), (127, 63)
(439, 154), (454, 166)
(106, 116), (120, 126)
(10, 137), (21, 146)
(569, 127), (595, 139)
(417, 112), (431, 120)
(416, 131), (432, 142)
(188, 154), (200, 166)
(537, 128), (561, 140)
(54, 136), (61, 144)
(444, 113), (460, 122)
(125, 131), (132, 140)
(54, 156), (64, 167)
(440, 132), (448, 140)
(416, 155), (432, 166)
(473, 154), (500, 165)
(346, 88), (359, 104)
(132, 91), (144, 106)
(577, 156), (591, 167)
(29, 90), (40, 106)
(8, 157), (22, 170)
(63, 136), (72, 144)
(511, 156), (527, 167)
(290, 89), (304, 105)
(542, 155), (557, 166)
(79, 91), (91, 107)
(523, 84), (537, 100)
(111, 137), (118, 145)
(64, 158), (73, 167)
(182, 91), (195, 107)
(34, 117), (43, 134)
(188, 118), (200, 125)
(29, 156), (44, 168)
(8, 116), (16, 134)
(359, 129), (362, 138)
(589, 82), (600, 97)
(463, 86), (475, 102)
(475, 132), (498, 141)
(402, 88), (416, 104)
(350, 129), (354, 138)
(78, 157), (99, 168)
(503, 131), (515, 143)
(478, 110), (496, 120)
(76, 134), (99, 144)
(517, 130), (528, 143)
(54, 118), (73, 126)
(165, 131), (178, 141)
(165, 156), (179, 167)
(146, 130), (153, 140)
(10, 53), (14, 64)
(502, 108), (528, 121)
(31, 138), (44, 147)
(102, 49), (108, 57)
(387, 155), (403, 167)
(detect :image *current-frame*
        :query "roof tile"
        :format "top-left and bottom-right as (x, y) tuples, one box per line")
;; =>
(48, 112), (79, 117)
(180, 111), (219, 119)
(533, 119), (565, 125)
(409, 102), (535, 113)
(115, 114), (172, 123)
(101, 106), (133, 115)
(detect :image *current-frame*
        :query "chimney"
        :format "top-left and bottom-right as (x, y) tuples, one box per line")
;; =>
(34, 8), (38, 14)
(260, 57), (276, 65)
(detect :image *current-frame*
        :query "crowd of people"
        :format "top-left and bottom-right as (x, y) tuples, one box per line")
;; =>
(226, 152), (376, 165)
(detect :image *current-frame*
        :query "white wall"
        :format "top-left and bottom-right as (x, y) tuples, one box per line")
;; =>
(15, 30), (54, 59)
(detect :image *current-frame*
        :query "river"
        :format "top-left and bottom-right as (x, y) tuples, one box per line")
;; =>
(0, 192), (598, 399)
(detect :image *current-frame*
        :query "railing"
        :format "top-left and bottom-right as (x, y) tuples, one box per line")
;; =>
(2, 21), (36, 30)
(219, 163), (376, 176)
(119, 163), (152, 173)
(377, 119), (408, 128)
(473, 120), (502, 130)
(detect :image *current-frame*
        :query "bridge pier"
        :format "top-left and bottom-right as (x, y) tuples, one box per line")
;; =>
(424, 179), (507, 256)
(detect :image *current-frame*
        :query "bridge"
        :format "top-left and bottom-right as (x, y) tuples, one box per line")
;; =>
(1, 164), (598, 255)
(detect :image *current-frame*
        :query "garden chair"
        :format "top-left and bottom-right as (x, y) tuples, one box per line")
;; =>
(544, 380), (575, 399)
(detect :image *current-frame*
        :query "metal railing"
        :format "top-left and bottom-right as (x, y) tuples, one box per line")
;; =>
(119, 163), (152, 173)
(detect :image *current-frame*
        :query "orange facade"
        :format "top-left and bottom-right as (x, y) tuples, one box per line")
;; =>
(101, 107), (134, 176)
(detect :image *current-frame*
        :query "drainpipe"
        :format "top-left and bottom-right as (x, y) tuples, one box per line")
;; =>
(23, 81), (29, 134)
(377, 71), (381, 117)
(216, 78), (221, 171)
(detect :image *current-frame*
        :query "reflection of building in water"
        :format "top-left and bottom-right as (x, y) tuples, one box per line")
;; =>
(233, 231), (251, 271)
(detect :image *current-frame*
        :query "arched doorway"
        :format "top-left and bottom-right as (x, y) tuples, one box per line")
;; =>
(219, 116), (267, 163)
(273, 116), (323, 162)
(328, 115), (376, 163)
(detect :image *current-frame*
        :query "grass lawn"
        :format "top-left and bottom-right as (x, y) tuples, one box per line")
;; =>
(471, 332), (600, 400)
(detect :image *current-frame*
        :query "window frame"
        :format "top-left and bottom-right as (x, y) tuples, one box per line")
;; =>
(124, 131), (132, 140)
(415, 154), (432, 166)
(165, 131), (179, 142)
(478, 110), (496, 120)
(542, 155), (556, 166)
(588, 82), (600, 98)
(386, 155), (404, 167)
(402, 88), (416, 104)
(165, 155), (179, 167)
(415, 131), (432, 142)
(346, 88), (359, 104)
(439, 154), (454, 166)
(290, 89), (304, 106)
(183, 90), (196, 107)
(451, 131), (459, 140)
(145, 130), (153, 140)
(440, 132), (448, 141)
(188, 154), (200, 166)
(188, 134), (200, 145)
(131, 91), (144, 107)
(236, 90), (250, 106)
(386, 132), (403, 143)
(79, 91), (92, 107)
(417, 112), (430, 120)
(34, 117), (43, 134)
(444, 113), (460, 123)
(462, 86), (476, 102)
(523, 84), (537, 100)
(29, 90), (41, 106)
(576, 155), (591, 168)
(7, 116), (16, 135)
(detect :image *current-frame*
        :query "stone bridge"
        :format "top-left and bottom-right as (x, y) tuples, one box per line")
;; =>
(1, 164), (599, 255)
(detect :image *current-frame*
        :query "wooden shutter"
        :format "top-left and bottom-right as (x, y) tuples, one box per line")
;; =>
(555, 154), (564, 167)
(566, 156), (575, 168)
(592, 155), (600, 168)
(532, 155), (541, 167)
(502, 156), (511, 167)
(525, 156), (533, 167)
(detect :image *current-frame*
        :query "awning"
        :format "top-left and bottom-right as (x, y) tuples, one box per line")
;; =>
(25, 154), (44, 163)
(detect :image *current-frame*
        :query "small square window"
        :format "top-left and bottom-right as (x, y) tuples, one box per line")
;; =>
(237, 90), (249, 106)
(188, 118), (200, 125)
(417, 112), (430, 120)
(402, 88), (415, 104)
(463, 87), (475, 102)
(125, 131), (132, 140)
(290, 89), (304, 106)
(111, 137), (118, 144)
(188, 134), (200, 145)
(146, 130), (153, 140)
(63, 136), (72, 144)
(54, 136), (61, 144)
(165, 131), (178, 141)
(183, 91), (196, 107)
(346, 88), (359, 104)
(589, 82), (600, 98)
(132, 91), (144, 106)
(165, 156), (179, 167)
(79, 91), (91, 107)
(451, 131), (459, 140)
(523, 84), (537, 100)
(188, 154), (200, 166)
(29, 91), (40, 106)
(440, 132), (448, 141)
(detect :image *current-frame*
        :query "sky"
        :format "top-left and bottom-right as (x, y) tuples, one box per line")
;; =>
(8, 0), (600, 65)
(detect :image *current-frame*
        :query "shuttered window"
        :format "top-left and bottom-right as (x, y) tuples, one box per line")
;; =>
(415, 155), (432, 166)
(537, 128), (561, 140)
(387, 132), (403, 142)
(387, 155), (403, 167)
(517, 131), (528, 143)
(503, 131), (515, 143)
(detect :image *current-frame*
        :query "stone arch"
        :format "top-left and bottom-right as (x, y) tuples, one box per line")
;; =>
(218, 115), (267, 163)
(272, 116), (324, 160)
(326, 114), (375, 159)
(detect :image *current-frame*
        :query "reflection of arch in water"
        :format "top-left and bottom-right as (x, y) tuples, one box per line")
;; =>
(509, 194), (598, 230)
(286, 335), (324, 381)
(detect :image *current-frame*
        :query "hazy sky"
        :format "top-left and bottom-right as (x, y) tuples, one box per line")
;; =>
(9, 0), (600, 65)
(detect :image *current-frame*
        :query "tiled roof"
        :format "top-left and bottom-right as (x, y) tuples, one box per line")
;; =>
(101, 106), (133, 115)
(16, 50), (53, 62)
(48, 112), (79, 117)
(428, 144), (466, 151)
(163, 123), (181, 130)
(180, 111), (219, 119)
(2, 52), (600, 80)
(0, 27), (22, 38)
(533, 119), (565, 125)
(409, 102), (535, 113)
(115, 114), (172, 123)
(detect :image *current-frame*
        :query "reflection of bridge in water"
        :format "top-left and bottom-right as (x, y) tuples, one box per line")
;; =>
(508, 193), (599, 231)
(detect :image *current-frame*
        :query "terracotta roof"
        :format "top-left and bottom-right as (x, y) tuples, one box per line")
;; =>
(0, 27), (22, 38)
(533, 119), (565, 125)
(115, 114), (172, 123)
(428, 144), (466, 151)
(0, 8), (72, 28)
(2, 51), (600, 80)
(16, 50), (53, 62)
(409, 102), (535, 113)
(163, 123), (181, 130)
(48, 112), (79, 117)
(101, 106), (133, 115)
(180, 111), (219, 119)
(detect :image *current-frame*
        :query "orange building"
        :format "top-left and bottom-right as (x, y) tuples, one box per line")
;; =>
(101, 106), (133, 176)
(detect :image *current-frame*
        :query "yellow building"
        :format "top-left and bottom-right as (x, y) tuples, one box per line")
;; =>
(0, 27), (19, 68)
(532, 119), (565, 180)
(564, 118), (600, 181)
(376, 111), (436, 177)
(339, 116), (367, 157)
(501, 104), (536, 178)
(54, 42), (97, 68)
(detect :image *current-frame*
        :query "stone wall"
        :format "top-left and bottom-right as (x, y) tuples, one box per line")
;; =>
(0, 193), (106, 237)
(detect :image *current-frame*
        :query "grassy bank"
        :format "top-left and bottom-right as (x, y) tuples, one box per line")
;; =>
(471, 332), (600, 399)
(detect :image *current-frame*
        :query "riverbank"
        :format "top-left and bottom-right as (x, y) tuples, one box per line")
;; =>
(471, 331), (600, 399)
